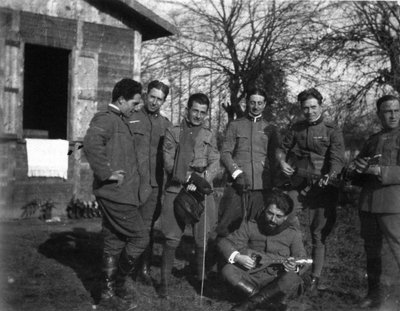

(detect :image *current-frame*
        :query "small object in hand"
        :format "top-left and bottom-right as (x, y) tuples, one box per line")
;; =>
(250, 253), (262, 267)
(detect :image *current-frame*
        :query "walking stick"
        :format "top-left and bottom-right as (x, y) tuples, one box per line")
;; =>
(199, 171), (207, 306)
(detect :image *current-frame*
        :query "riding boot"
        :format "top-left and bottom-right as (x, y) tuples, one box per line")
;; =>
(159, 244), (176, 298)
(99, 254), (123, 310)
(137, 246), (153, 285)
(359, 258), (381, 308)
(230, 281), (285, 311)
(234, 278), (259, 297)
(115, 249), (139, 310)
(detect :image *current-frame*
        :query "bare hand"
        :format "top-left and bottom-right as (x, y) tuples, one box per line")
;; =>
(109, 170), (126, 186)
(280, 161), (295, 176)
(354, 157), (369, 173)
(234, 254), (256, 270)
(283, 257), (297, 272)
(318, 174), (330, 187)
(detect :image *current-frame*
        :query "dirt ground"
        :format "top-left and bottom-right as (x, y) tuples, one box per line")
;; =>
(1, 205), (399, 311)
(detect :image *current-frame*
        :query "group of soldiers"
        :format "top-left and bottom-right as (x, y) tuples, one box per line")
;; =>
(83, 78), (400, 311)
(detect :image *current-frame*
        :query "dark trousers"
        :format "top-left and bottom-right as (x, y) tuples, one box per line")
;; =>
(360, 211), (400, 293)
(287, 186), (337, 278)
(160, 190), (217, 249)
(98, 198), (148, 259)
(139, 186), (162, 244)
(216, 186), (265, 237)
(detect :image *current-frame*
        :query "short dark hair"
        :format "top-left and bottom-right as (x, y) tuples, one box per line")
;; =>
(112, 78), (142, 102)
(187, 93), (210, 110)
(376, 95), (400, 112)
(298, 88), (323, 106)
(246, 87), (267, 101)
(264, 189), (294, 216)
(147, 80), (170, 100)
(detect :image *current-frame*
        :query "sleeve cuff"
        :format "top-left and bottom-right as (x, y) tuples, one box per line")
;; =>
(232, 170), (243, 179)
(228, 251), (240, 264)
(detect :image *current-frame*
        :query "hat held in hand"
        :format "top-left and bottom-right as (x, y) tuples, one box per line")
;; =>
(174, 173), (213, 225)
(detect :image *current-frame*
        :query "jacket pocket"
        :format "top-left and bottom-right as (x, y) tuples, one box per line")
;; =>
(235, 134), (249, 152)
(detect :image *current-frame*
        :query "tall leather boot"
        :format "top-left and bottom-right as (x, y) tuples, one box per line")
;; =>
(137, 246), (153, 285)
(99, 254), (123, 310)
(159, 244), (176, 298)
(115, 249), (139, 310)
(359, 258), (381, 308)
(230, 281), (285, 311)
(234, 278), (259, 297)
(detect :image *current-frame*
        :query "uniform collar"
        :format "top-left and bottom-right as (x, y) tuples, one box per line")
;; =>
(307, 115), (323, 126)
(381, 126), (400, 134)
(247, 113), (263, 123)
(143, 106), (160, 118)
(108, 103), (123, 116)
(183, 118), (203, 129)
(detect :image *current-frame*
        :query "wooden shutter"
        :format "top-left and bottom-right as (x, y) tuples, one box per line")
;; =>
(0, 12), (23, 137)
(70, 49), (98, 141)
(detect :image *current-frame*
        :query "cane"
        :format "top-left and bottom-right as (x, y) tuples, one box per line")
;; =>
(199, 171), (207, 306)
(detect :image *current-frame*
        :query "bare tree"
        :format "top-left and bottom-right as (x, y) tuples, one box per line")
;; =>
(153, 0), (320, 122)
(306, 1), (400, 104)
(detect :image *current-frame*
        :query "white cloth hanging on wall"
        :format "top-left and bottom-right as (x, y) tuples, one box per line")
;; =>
(26, 139), (69, 179)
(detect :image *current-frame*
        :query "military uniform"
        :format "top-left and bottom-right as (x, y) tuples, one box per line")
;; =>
(160, 119), (220, 295)
(129, 107), (171, 278)
(84, 104), (148, 310)
(355, 127), (400, 303)
(278, 116), (345, 279)
(218, 218), (305, 306)
(84, 104), (148, 258)
(218, 114), (280, 236)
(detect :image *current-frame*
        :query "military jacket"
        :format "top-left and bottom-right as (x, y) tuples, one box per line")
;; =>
(129, 107), (171, 187)
(221, 115), (280, 190)
(218, 219), (306, 276)
(357, 127), (400, 213)
(163, 120), (220, 193)
(84, 105), (139, 205)
(279, 117), (345, 177)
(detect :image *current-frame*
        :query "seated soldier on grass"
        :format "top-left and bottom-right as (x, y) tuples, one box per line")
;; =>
(218, 189), (308, 311)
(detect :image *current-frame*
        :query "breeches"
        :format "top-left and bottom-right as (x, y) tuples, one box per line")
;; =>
(217, 187), (265, 237)
(160, 190), (217, 249)
(98, 197), (149, 259)
(287, 186), (338, 277)
(360, 211), (400, 272)
(139, 186), (162, 236)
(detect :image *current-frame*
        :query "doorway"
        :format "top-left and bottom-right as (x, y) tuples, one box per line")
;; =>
(23, 44), (70, 139)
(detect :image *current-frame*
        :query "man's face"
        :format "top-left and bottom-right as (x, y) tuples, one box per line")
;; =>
(301, 97), (322, 123)
(265, 204), (287, 229)
(145, 88), (166, 113)
(187, 102), (208, 126)
(378, 99), (400, 130)
(119, 94), (141, 117)
(248, 94), (266, 116)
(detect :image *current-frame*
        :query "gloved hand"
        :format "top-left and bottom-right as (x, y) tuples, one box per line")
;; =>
(233, 172), (250, 195)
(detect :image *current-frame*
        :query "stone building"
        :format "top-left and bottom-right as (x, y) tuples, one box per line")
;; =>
(0, 0), (176, 217)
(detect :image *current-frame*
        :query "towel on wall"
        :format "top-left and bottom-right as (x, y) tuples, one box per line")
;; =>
(26, 139), (69, 179)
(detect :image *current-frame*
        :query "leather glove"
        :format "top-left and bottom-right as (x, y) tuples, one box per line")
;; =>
(234, 172), (250, 195)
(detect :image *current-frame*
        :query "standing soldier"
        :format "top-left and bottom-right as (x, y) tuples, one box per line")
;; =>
(129, 80), (171, 284)
(159, 93), (220, 298)
(217, 87), (280, 237)
(351, 95), (400, 309)
(276, 88), (345, 294)
(84, 78), (145, 310)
